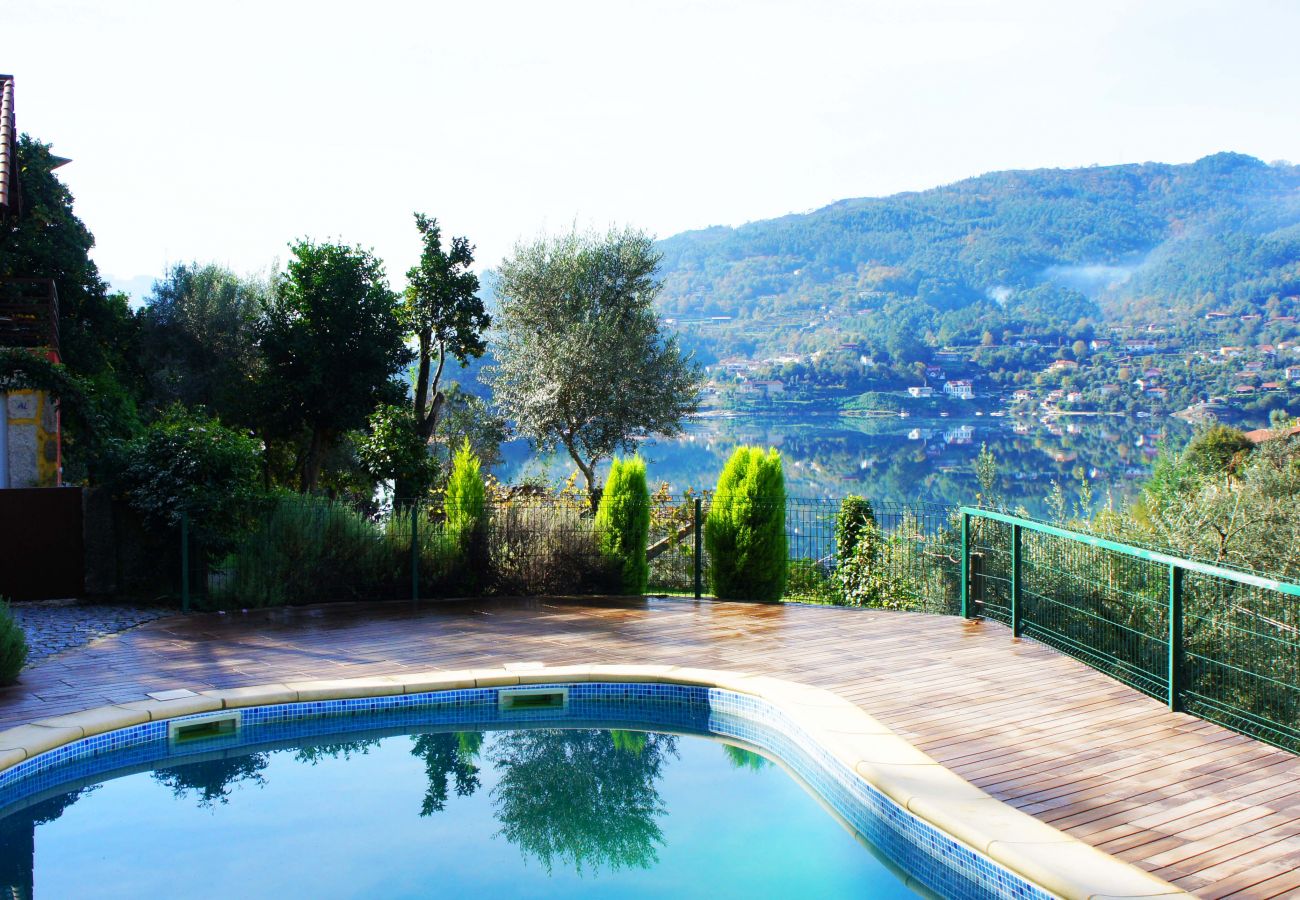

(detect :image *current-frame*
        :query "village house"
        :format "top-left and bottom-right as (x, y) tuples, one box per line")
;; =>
(1012, 389), (1034, 402)
(1285, 366), (1300, 381)
(944, 379), (974, 400)
(1048, 359), (1078, 372)
(906, 385), (934, 399)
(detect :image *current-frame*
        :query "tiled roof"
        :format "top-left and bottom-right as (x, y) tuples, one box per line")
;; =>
(0, 75), (13, 213)
(1244, 424), (1300, 444)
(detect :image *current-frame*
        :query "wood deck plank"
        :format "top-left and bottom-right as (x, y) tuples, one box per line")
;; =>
(0, 596), (1295, 896)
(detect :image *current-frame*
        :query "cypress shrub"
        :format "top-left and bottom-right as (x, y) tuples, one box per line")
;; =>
(445, 438), (487, 551)
(834, 496), (888, 606)
(444, 439), (488, 592)
(0, 599), (29, 684)
(705, 446), (787, 602)
(594, 456), (651, 594)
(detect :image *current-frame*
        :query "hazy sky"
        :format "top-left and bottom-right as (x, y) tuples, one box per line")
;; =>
(8, 0), (1299, 297)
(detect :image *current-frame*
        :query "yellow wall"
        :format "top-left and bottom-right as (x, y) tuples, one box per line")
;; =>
(4, 389), (59, 488)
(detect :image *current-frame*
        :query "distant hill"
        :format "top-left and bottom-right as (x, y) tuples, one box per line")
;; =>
(654, 153), (1300, 361)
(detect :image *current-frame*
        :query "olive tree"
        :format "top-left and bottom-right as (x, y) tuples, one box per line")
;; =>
(488, 228), (700, 506)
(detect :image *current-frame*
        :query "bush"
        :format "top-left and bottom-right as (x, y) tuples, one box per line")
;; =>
(489, 504), (620, 596)
(113, 404), (263, 550)
(835, 496), (876, 564)
(208, 496), (397, 608)
(445, 439), (486, 552)
(594, 456), (650, 594)
(0, 600), (27, 684)
(705, 446), (787, 602)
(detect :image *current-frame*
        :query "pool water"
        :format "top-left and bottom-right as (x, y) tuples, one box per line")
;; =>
(0, 726), (919, 898)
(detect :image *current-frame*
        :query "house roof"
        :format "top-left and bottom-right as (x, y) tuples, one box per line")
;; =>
(0, 75), (14, 214)
(1244, 425), (1300, 444)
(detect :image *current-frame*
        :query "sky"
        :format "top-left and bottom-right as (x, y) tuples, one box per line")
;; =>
(7, 0), (1300, 300)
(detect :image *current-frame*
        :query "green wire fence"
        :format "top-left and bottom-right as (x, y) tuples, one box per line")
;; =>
(178, 495), (1300, 754)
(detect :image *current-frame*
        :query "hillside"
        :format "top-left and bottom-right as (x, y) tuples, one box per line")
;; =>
(655, 153), (1300, 364)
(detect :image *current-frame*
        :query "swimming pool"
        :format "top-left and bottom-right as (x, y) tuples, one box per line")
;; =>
(0, 672), (1180, 899)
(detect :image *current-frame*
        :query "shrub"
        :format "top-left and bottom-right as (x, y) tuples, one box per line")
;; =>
(208, 496), (396, 608)
(835, 496), (876, 564)
(445, 438), (486, 551)
(112, 404), (263, 550)
(0, 600), (27, 684)
(594, 456), (650, 594)
(705, 446), (787, 602)
(489, 504), (620, 596)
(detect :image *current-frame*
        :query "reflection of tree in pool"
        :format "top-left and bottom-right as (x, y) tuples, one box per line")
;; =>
(489, 728), (677, 875)
(294, 739), (381, 764)
(411, 731), (483, 816)
(152, 753), (269, 807)
(721, 743), (770, 771)
(0, 788), (95, 898)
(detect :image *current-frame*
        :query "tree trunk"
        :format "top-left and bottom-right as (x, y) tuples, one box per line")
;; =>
(300, 427), (325, 493)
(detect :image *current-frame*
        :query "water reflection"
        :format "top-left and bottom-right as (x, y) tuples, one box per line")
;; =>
(488, 728), (677, 874)
(497, 414), (1190, 515)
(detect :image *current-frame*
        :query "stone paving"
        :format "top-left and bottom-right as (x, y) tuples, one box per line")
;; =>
(9, 599), (175, 665)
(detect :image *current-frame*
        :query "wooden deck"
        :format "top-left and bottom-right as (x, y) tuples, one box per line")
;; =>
(3, 596), (1298, 898)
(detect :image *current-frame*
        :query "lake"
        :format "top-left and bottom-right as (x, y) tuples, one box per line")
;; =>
(495, 411), (1191, 518)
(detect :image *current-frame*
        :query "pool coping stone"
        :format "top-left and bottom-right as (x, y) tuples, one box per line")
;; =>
(0, 663), (1191, 900)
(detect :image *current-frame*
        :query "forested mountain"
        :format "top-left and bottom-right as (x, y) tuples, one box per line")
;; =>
(655, 153), (1300, 363)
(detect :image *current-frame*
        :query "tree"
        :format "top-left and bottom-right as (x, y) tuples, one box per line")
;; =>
(1, 136), (139, 386)
(137, 263), (264, 424)
(257, 240), (409, 492)
(488, 228), (700, 505)
(399, 214), (490, 498)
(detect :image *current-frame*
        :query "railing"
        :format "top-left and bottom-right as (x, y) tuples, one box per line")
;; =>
(960, 506), (1300, 752)
(0, 278), (59, 354)
(174, 494), (1300, 754)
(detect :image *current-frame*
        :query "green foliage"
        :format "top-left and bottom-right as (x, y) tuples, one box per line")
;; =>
(835, 496), (876, 563)
(257, 240), (409, 491)
(401, 213), (490, 499)
(785, 557), (837, 604)
(0, 600), (29, 685)
(2, 136), (140, 387)
(489, 227), (701, 499)
(444, 439), (486, 549)
(112, 405), (262, 546)
(136, 263), (264, 423)
(1182, 424), (1254, 476)
(656, 153), (1300, 365)
(207, 496), (397, 609)
(357, 404), (438, 495)
(705, 447), (787, 602)
(594, 456), (651, 594)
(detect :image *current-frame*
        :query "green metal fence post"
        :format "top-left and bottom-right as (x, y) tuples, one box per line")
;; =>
(1011, 523), (1022, 637)
(180, 509), (190, 614)
(411, 502), (420, 604)
(960, 511), (972, 618)
(693, 498), (703, 599)
(1168, 563), (1184, 712)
